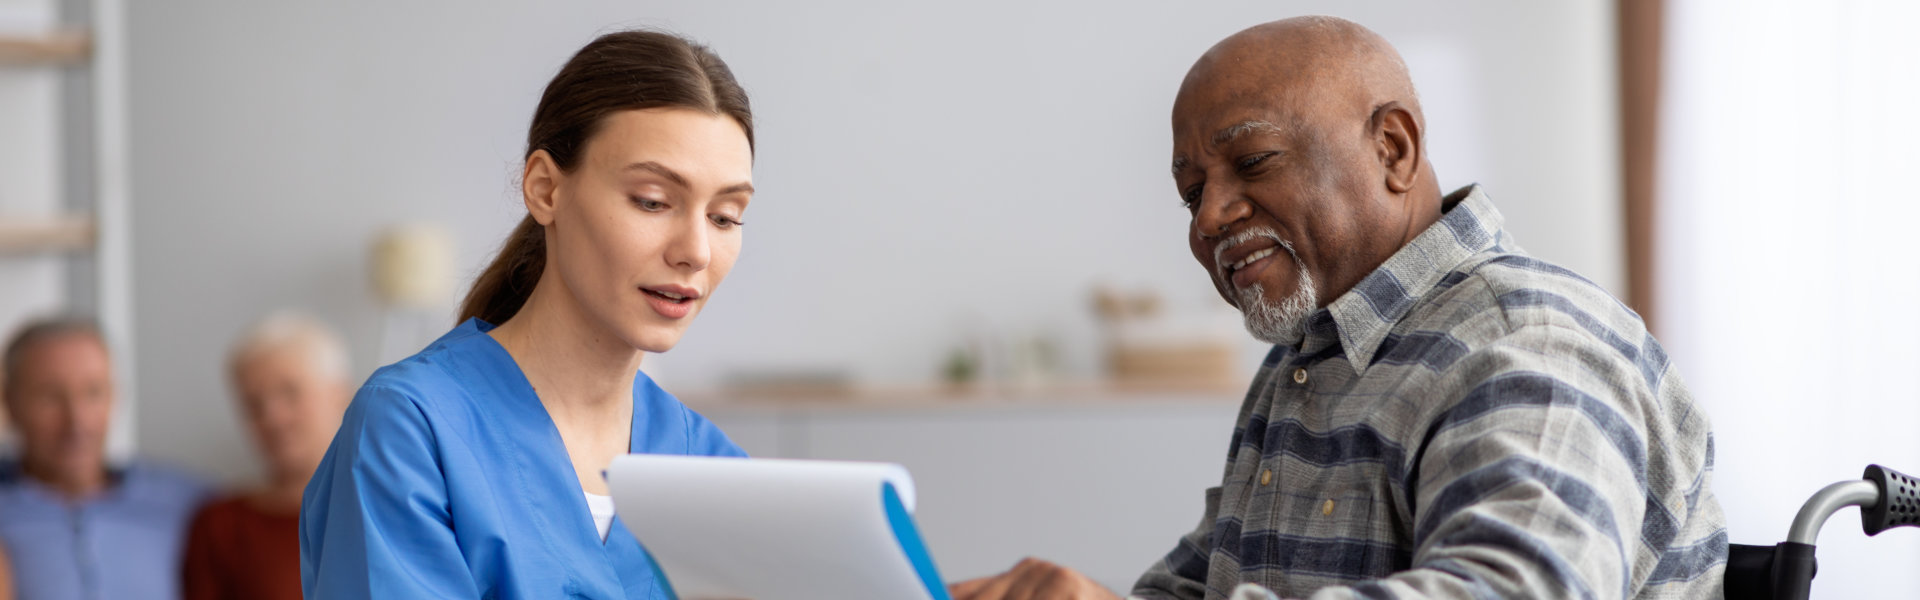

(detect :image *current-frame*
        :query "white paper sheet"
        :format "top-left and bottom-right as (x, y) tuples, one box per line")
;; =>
(607, 455), (949, 600)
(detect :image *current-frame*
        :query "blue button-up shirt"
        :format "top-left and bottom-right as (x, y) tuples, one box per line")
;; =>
(0, 460), (209, 600)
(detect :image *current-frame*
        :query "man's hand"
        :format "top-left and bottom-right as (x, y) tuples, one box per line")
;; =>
(947, 557), (1123, 600)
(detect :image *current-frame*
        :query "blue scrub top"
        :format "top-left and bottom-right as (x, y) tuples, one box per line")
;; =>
(300, 318), (745, 599)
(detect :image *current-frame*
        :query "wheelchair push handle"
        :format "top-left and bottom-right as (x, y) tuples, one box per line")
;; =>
(1862, 464), (1920, 536)
(1727, 464), (1920, 600)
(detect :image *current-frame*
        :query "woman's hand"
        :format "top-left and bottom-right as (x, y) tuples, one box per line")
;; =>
(948, 557), (1122, 600)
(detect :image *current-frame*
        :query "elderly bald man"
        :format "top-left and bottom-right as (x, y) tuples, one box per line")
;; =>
(952, 17), (1725, 600)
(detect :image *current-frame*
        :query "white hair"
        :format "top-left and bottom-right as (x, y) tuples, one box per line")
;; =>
(228, 310), (351, 383)
(1213, 228), (1320, 345)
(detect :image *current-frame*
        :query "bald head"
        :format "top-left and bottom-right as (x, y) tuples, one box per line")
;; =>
(1175, 16), (1427, 174)
(1172, 17), (1444, 343)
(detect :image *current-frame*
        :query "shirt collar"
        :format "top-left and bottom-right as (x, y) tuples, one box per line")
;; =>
(1298, 184), (1505, 373)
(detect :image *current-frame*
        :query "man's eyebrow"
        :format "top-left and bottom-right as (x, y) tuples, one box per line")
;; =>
(625, 161), (754, 196)
(1174, 120), (1288, 175)
(1212, 120), (1286, 147)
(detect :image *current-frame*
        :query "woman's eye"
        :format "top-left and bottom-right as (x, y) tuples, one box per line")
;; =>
(634, 197), (668, 211)
(710, 214), (745, 229)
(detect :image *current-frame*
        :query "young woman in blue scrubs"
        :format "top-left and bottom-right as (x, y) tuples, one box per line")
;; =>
(300, 31), (755, 599)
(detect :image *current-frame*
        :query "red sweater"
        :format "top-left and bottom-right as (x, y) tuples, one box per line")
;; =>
(182, 495), (301, 600)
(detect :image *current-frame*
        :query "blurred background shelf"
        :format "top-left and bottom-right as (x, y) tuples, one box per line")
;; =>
(0, 0), (133, 458)
(681, 378), (1244, 411)
(0, 29), (91, 65)
(0, 214), (96, 254)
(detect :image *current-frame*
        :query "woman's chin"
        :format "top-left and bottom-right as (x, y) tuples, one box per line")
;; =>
(627, 328), (686, 354)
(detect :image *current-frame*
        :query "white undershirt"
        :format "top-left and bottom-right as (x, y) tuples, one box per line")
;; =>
(585, 491), (616, 542)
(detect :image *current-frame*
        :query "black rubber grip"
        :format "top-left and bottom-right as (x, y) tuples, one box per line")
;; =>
(1862, 464), (1920, 536)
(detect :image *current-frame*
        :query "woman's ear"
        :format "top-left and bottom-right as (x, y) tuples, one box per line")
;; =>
(522, 150), (563, 226)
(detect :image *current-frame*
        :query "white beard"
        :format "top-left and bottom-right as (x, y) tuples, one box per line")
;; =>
(1222, 235), (1319, 346)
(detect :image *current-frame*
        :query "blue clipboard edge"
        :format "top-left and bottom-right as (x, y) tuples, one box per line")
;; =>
(884, 481), (954, 600)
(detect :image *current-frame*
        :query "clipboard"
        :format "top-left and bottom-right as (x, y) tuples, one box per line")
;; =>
(607, 455), (952, 600)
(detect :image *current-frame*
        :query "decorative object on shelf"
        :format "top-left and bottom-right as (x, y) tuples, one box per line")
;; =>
(941, 345), (979, 387)
(1006, 333), (1061, 388)
(370, 223), (455, 362)
(1092, 285), (1242, 388)
(371, 223), (455, 309)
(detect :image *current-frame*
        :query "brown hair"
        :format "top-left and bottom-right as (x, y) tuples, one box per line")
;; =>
(458, 30), (754, 325)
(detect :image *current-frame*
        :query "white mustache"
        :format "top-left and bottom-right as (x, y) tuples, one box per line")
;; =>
(1211, 227), (1293, 285)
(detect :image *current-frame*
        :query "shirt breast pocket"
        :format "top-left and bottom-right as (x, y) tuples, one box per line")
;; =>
(1260, 475), (1400, 580)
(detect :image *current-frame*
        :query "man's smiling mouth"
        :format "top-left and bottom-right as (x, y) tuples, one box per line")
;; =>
(1213, 228), (1289, 289)
(1227, 246), (1278, 276)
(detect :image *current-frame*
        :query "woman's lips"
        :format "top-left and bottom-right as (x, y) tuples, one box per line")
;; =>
(643, 288), (694, 319)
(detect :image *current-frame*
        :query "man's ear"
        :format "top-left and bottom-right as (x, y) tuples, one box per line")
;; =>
(523, 149), (563, 226)
(1369, 102), (1422, 194)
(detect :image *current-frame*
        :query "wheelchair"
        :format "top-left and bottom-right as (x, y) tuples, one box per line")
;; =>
(1725, 464), (1920, 599)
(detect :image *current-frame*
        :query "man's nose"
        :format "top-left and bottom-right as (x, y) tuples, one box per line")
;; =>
(1193, 184), (1252, 240)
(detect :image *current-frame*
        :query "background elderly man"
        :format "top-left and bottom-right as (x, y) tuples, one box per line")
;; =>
(0, 317), (209, 600)
(952, 16), (1724, 600)
(183, 311), (352, 600)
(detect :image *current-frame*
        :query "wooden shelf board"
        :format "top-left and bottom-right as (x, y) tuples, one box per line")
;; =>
(679, 377), (1245, 411)
(0, 215), (95, 254)
(0, 30), (91, 66)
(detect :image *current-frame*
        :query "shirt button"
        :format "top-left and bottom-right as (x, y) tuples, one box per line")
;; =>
(1323, 499), (1336, 515)
(1259, 469), (1273, 486)
(1292, 368), (1308, 384)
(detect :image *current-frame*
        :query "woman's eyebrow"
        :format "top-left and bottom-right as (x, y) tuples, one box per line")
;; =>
(624, 161), (752, 195)
(623, 161), (689, 188)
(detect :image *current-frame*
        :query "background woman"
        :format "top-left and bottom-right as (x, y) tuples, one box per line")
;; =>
(300, 30), (754, 599)
(184, 311), (351, 600)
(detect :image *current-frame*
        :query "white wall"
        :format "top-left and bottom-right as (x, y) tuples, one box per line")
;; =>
(123, 0), (1622, 487)
(1658, 1), (1920, 597)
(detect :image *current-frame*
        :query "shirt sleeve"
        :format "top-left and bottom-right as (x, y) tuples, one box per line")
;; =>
(1260, 326), (1683, 600)
(300, 385), (481, 599)
(1131, 486), (1222, 600)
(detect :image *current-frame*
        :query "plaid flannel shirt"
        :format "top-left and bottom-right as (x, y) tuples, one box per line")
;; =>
(1132, 185), (1726, 600)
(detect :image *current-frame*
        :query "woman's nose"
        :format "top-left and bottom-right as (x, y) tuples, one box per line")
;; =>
(663, 215), (712, 272)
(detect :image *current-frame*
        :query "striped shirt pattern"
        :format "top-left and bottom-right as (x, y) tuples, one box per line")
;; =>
(1131, 186), (1726, 600)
